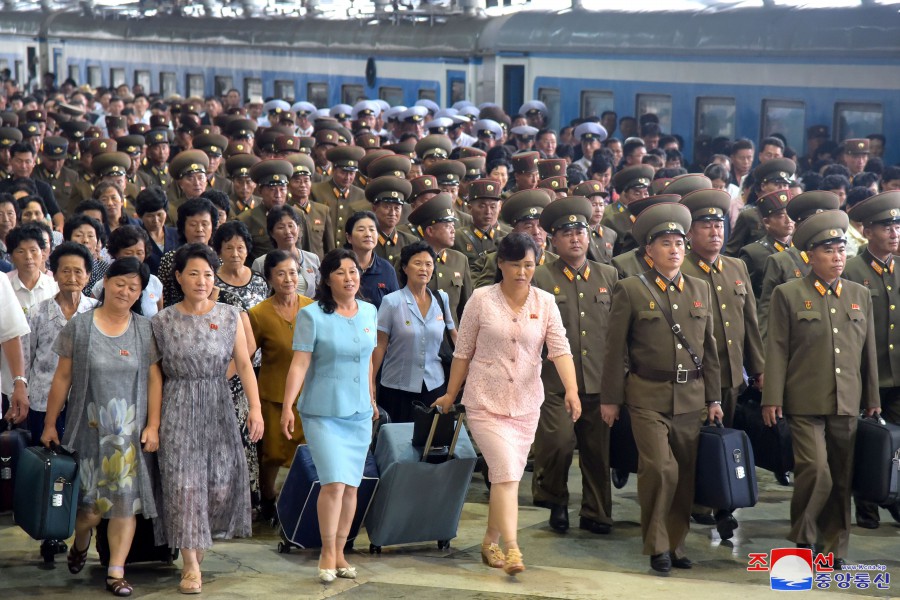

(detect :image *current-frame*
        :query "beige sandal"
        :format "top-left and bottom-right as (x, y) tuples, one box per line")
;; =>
(481, 542), (506, 568)
(179, 571), (202, 594)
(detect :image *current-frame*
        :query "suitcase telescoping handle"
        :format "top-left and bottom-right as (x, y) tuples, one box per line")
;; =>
(422, 404), (466, 462)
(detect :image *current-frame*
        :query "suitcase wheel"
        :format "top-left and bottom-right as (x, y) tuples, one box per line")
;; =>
(437, 540), (450, 550)
(277, 541), (291, 554)
(40, 544), (55, 564)
(369, 544), (381, 554)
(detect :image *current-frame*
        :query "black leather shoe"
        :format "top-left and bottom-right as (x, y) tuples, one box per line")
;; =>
(611, 468), (630, 489)
(650, 551), (672, 575)
(715, 510), (739, 540)
(856, 512), (880, 529)
(691, 512), (716, 526)
(775, 471), (792, 486)
(886, 502), (900, 524)
(671, 555), (693, 569)
(549, 504), (569, 532)
(578, 517), (611, 535)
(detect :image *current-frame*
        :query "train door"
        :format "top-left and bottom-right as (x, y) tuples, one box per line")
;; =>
(502, 64), (524, 117)
(447, 70), (466, 106)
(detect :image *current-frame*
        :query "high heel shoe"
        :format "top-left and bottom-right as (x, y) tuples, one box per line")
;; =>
(503, 548), (525, 575)
(480, 543), (505, 568)
(336, 566), (357, 579)
(317, 569), (337, 583)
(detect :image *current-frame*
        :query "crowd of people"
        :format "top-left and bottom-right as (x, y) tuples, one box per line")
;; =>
(0, 78), (897, 593)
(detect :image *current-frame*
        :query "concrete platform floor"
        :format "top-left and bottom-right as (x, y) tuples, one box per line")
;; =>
(1, 462), (898, 599)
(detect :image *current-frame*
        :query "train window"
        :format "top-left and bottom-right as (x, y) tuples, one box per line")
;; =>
(379, 87), (404, 107)
(160, 72), (177, 97)
(834, 102), (882, 141)
(214, 76), (233, 97)
(695, 97), (735, 142)
(134, 70), (151, 93)
(538, 87), (561, 129)
(67, 65), (79, 85)
(418, 88), (437, 102)
(87, 66), (102, 89)
(0, 59), (7, 76)
(274, 80), (295, 102)
(244, 77), (262, 102)
(343, 84), (365, 105)
(450, 79), (466, 106)
(110, 68), (125, 88)
(762, 100), (805, 154)
(186, 74), (205, 98)
(636, 94), (672, 134)
(581, 91), (613, 119)
(307, 83), (328, 108)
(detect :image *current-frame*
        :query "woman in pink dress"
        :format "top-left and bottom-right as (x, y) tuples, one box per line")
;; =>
(433, 232), (580, 576)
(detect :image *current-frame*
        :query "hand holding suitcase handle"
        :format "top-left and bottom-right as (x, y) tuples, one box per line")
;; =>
(860, 411), (887, 425)
(40, 424), (61, 449)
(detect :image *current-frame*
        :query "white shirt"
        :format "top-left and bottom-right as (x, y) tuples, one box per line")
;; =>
(8, 270), (59, 314)
(0, 273), (31, 395)
(452, 132), (477, 149)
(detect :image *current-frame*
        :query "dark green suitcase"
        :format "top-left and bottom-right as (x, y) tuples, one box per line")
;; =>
(13, 444), (80, 541)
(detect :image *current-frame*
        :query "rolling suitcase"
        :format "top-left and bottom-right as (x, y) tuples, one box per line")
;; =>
(275, 446), (379, 553)
(96, 516), (178, 566)
(0, 421), (30, 512)
(364, 406), (476, 552)
(609, 405), (639, 474)
(13, 443), (80, 541)
(694, 420), (758, 511)
(733, 389), (794, 474)
(852, 416), (900, 505)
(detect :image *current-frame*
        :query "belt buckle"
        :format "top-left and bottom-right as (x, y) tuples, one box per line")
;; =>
(676, 368), (688, 384)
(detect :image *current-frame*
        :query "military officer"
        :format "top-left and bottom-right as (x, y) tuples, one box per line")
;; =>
(458, 155), (485, 200)
(844, 191), (900, 529)
(68, 137), (117, 208)
(115, 135), (149, 212)
(601, 202), (722, 575)
(284, 152), (334, 260)
(407, 192), (473, 321)
(602, 164), (654, 256)
(164, 149), (210, 223)
(32, 136), (80, 216)
(762, 210), (879, 567)
(531, 196), (619, 535)
(423, 159), (470, 224)
(193, 133), (232, 196)
(505, 151), (541, 196)
(355, 149), (392, 189)
(225, 153), (260, 216)
(401, 174), (442, 239)
(610, 195), (680, 279)
(139, 129), (171, 188)
(309, 145), (366, 246)
(756, 190), (842, 340)
(680, 188), (765, 539)
(571, 122), (608, 176)
(415, 134), (453, 172)
(736, 189), (795, 299)
(0, 127), (23, 180)
(725, 158), (796, 256)
(237, 158), (294, 263)
(573, 181), (617, 265)
(472, 189), (555, 288)
(311, 128), (337, 182)
(452, 178), (506, 268)
(366, 175), (417, 265)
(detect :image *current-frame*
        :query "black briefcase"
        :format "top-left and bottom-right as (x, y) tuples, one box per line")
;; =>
(610, 405), (639, 474)
(695, 420), (759, 511)
(852, 416), (900, 505)
(733, 391), (794, 474)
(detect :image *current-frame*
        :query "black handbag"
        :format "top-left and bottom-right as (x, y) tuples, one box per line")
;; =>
(428, 289), (455, 376)
(411, 401), (456, 451)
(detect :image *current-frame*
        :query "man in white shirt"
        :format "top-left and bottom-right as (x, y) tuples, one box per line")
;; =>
(6, 224), (58, 312)
(0, 265), (30, 423)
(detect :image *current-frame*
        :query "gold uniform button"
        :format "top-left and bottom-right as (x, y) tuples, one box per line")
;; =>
(670, 286), (675, 292)
(892, 305), (897, 311)
(716, 285), (722, 291)
(578, 292), (584, 298)
(725, 321), (730, 327)
(672, 304), (678, 310)
(889, 286), (893, 291)
(835, 368), (841, 374)
(581, 331), (587, 337)
(582, 350), (588, 356)
(438, 272), (443, 277)
(580, 311), (585, 317)
(827, 290), (832, 295)
(831, 308), (836, 314)
(676, 344), (682, 349)
(727, 340), (732, 345)
(835, 348), (840, 354)
(892, 324), (896, 330)
(721, 304), (726, 310)
(891, 344), (895, 351)
(833, 328), (838, 333)
(576, 275), (581, 280)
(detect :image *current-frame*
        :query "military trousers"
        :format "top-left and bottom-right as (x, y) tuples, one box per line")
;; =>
(787, 414), (857, 558)
(855, 387), (900, 523)
(531, 392), (611, 524)
(629, 405), (704, 556)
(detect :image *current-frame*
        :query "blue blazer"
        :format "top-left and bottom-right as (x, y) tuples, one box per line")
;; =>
(292, 301), (377, 417)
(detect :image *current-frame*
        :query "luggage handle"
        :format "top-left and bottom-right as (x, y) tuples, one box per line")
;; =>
(421, 404), (465, 462)
(860, 412), (887, 426)
(703, 417), (724, 428)
(47, 441), (80, 481)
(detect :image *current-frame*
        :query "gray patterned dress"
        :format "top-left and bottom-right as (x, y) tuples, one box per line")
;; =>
(152, 303), (251, 550)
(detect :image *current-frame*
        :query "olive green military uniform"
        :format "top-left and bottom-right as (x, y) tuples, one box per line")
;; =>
(725, 205), (766, 256)
(237, 158), (295, 263)
(310, 179), (366, 244)
(587, 225), (617, 265)
(600, 201), (635, 256)
(762, 211), (879, 559)
(737, 235), (784, 299)
(139, 162), (170, 188)
(602, 203), (721, 558)
(290, 199), (335, 260)
(33, 163), (80, 216)
(611, 248), (654, 280)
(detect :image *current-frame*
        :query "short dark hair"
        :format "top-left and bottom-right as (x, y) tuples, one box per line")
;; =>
(316, 248), (363, 314)
(882, 166), (900, 184)
(172, 242), (220, 275)
(17, 194), (47, 217)
(63, 214), (104, 244)
(846, 186), (874, 209)
(135, 186), (168, 215)
(74, 199), (110, 229)
(7, 178), (37, 197)
(731, 138), (755, 154)
(200, 189), (230, 217)
(655, 167), (687, 179)
(852, 171), (879, 190)
(659, 134), (678, 149)
(343, 210), (377, 241)
(704, 163), (730, 182)
(800, 171), (823, 191)
(600, 110), (617, 120)
(263, 249), (295, 283)
(211, 220), (253, 255)
(821, 163), (851, 179)
(822, 174), (850, 192)
(640, 122), (661, 138)
(266, 205), (302, 245)
(8, 142), (35, 157)
(98, 257), (150, 315)
(0, 193), (21, 222)
(589, 152), (611, 177)
(397, 241), (436, 287)
(665, 148), (683, 164)
(107, 224), (150, 258)
(864, 157), (883, 176)
(494, 232), (539, 283)
(5, 223), (46, 252)
(176, 197), (218, 243)
(760, 136), (785, 151)
(623, 137), (646, 157)
(49, 241), (93, 274)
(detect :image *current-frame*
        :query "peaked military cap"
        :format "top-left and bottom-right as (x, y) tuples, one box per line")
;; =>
(0, 111), (18, 127)
(680, 189), (731, 221)
(843, 138), (869, 155)
(474, 119), (503, 139)
(786, 190), (841, 223)
(537, 158), (566, 180)
(501, 189), (551, 224)
(41, 136), (68, 157)
(115, 135), (145, 155)
(226, 154), (261, 179)
(284, 152), (314, 177)
(225, 140), (252, 157)
(510, 125), (539, 139)
(358, 150), (393, 176)
(613, 164), (655, 192)
(457, 147), (487, 159)
(20, 122), (40, 138)
(468, 178), (502, 201)
(354, 132), (381, 150)
(664, 173), (713, 198)
(424, 160), (466, 186)
(415, 134), (453, 160)
(540, 195), (592, 234)
(365, 176), (413, 204)
(226, 118), (258, 138)
(753, 158), (796, 184)
(629, 194), (682, 219)
(169, 150), (209, 179)
(298, 137), (315, 154)
(88, 138), (117, 156)
(315, 129), (340, 146)
(329, 104), (353, 121)
(368, 154), (411, 180)
(460, 156), (485, 180)
(538, 176), (567, 192)
(249, 159), (293, 186)
(149, 114), (170, 129)
(0, 127), (23, 147)
(519, 101), (548, 117)
(326, 145), (365, 171)
(632, 202), (692, 245)
(408, 175), (442, 204)
(92, 152), (131, 177)
(60, 120), (90, 141)
(426, 117), (454, 135)
(792, 210), (849, 251)
(756, 189), (794, 219)
(650, 178), (673, 195)
(848, 191), (900, 226)
(408, 192), (458, 227)
(572, 181), (609, 198)
(105, 115), (126, 131)
(275, 135), (302, 154)
(511, 151), (540, 174)
(573, 122), (608, 143)
(193, 133), (228, 157)
(128, 123), (150, 136)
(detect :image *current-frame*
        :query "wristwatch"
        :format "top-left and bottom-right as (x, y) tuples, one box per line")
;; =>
(12, 375), (28, 387)
(707, 400), (721, 406)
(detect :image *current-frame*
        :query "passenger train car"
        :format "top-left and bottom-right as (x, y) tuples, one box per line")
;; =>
(0, 5), (899, 164)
